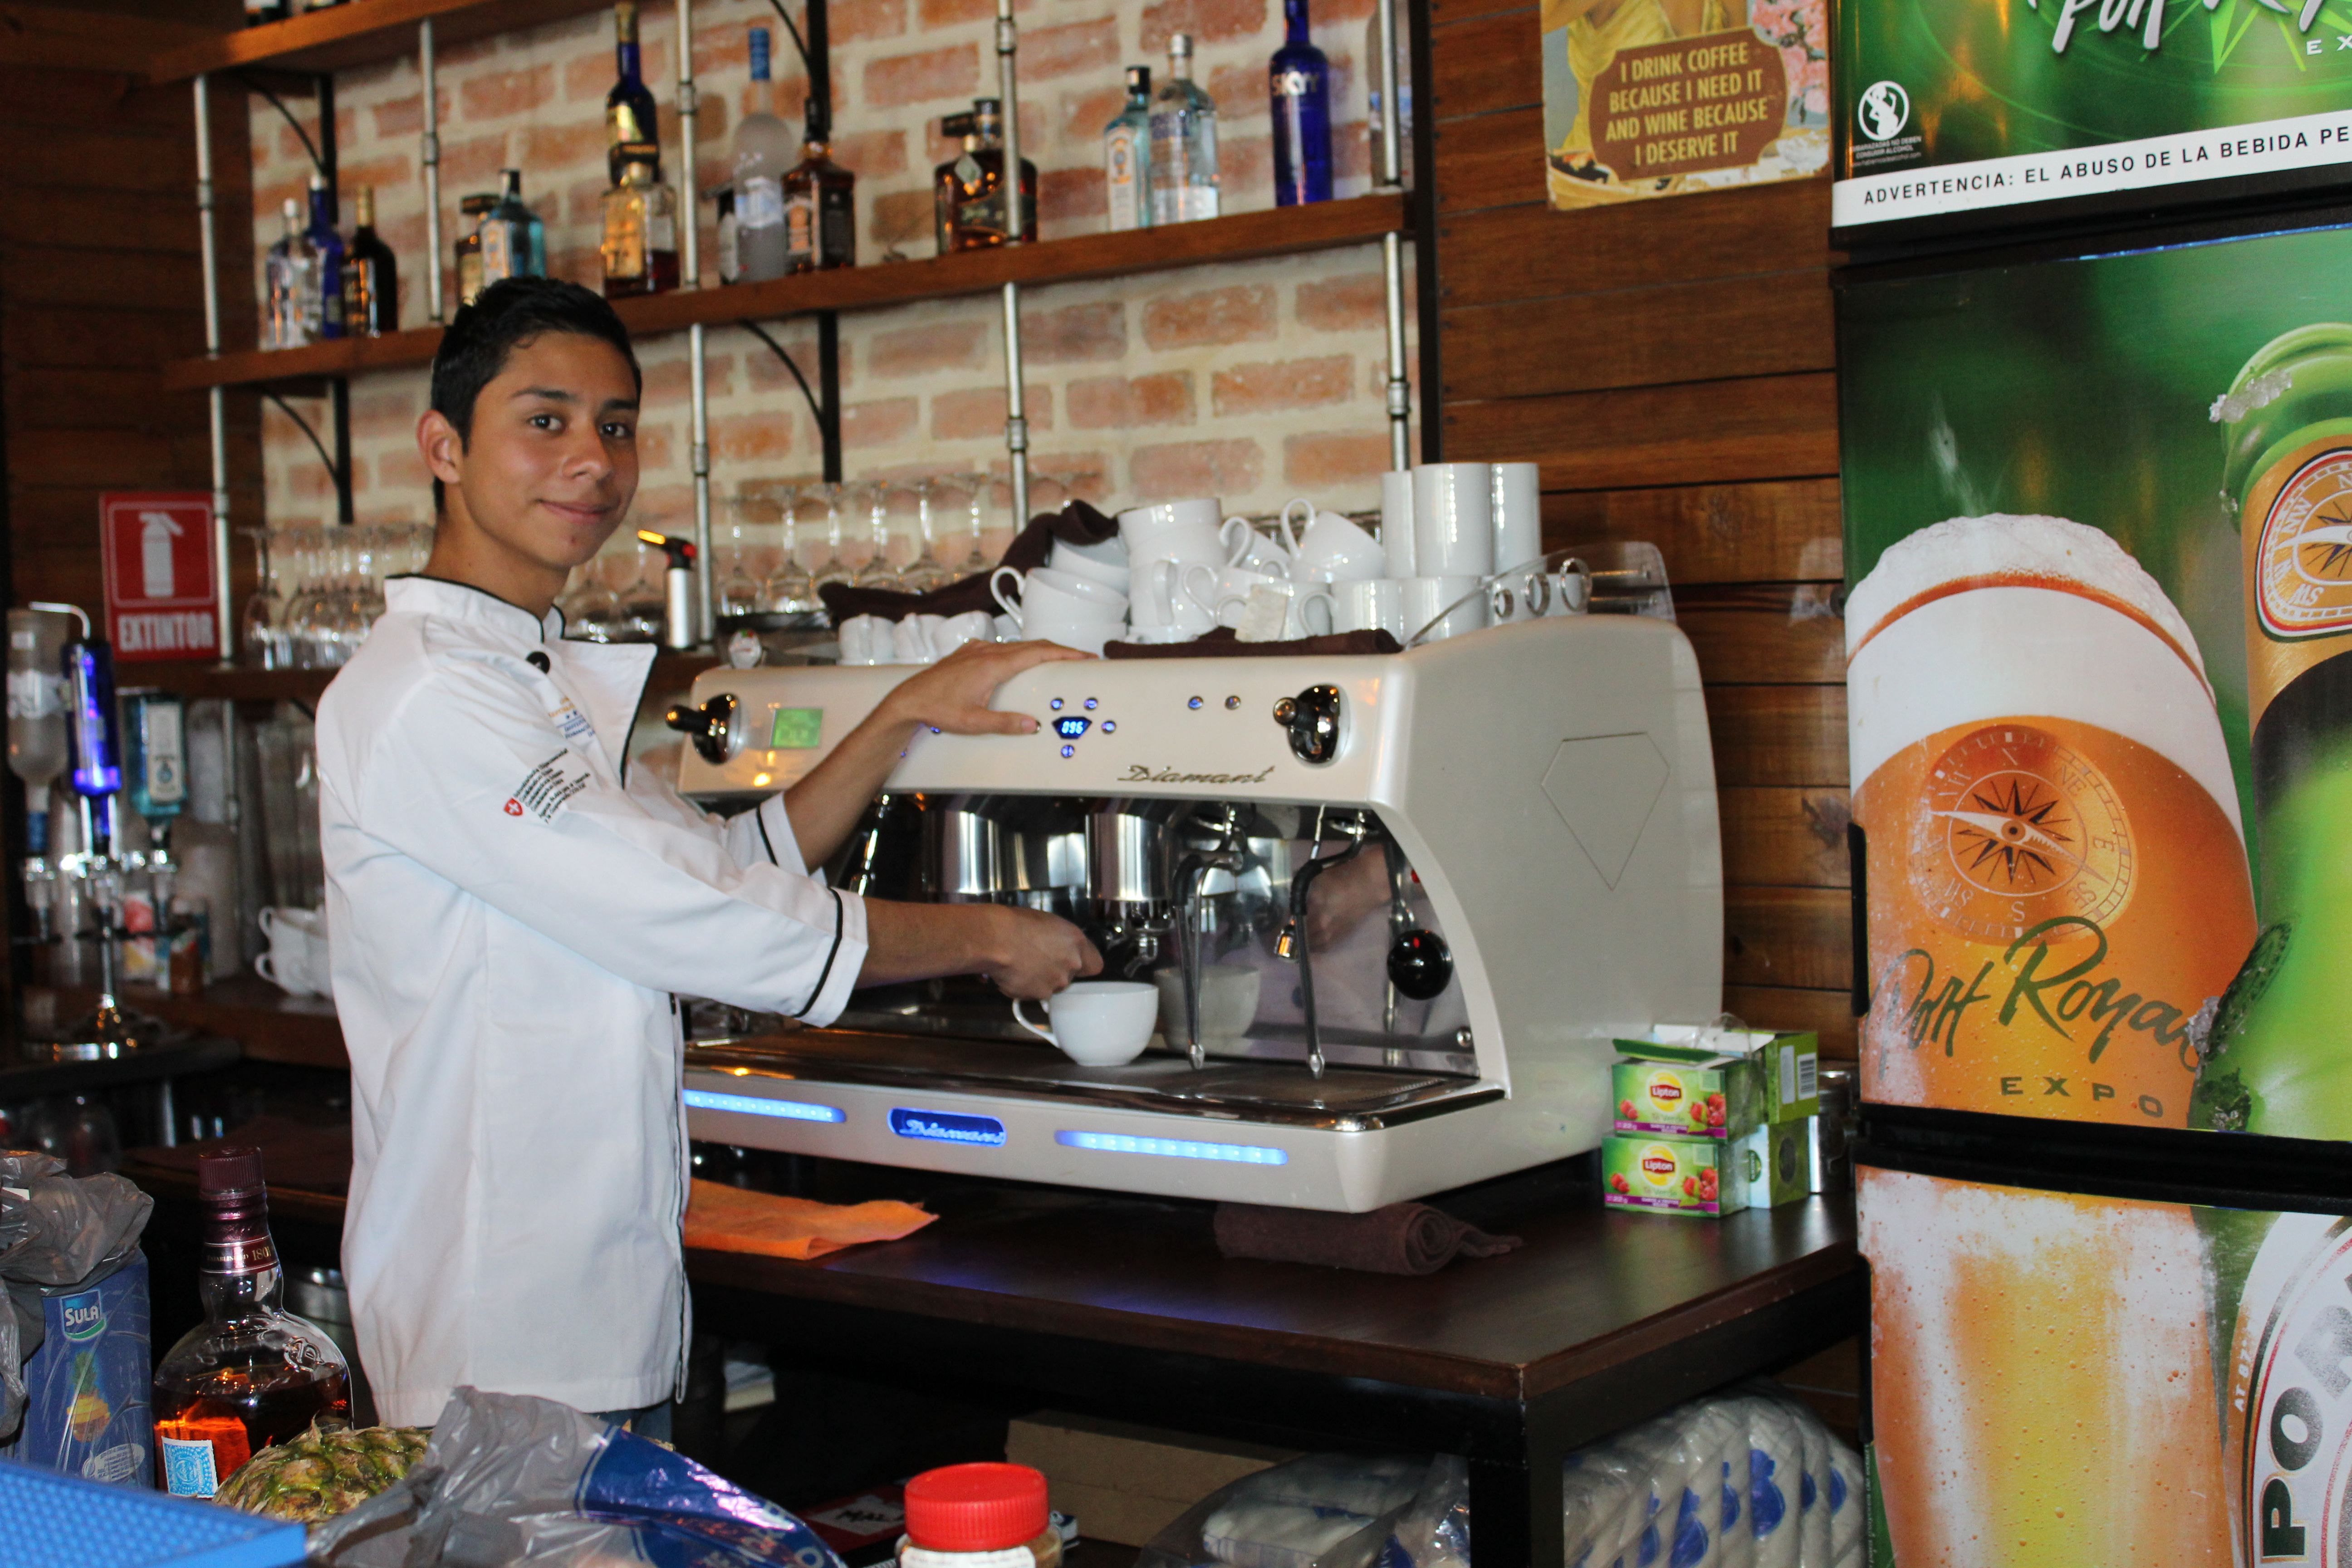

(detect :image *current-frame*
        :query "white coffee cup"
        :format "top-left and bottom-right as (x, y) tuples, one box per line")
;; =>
(1230, 580), (1336, 642)
(1380, 471), (1417, 578)
(1333, 577), (1406, 640)
(1014, 980), (1160, 1066)
(1181, 562), (1281, 628)
(992, 567), (1127, 632)
(1490, 462), (1542, 574)
(1049, 534), (1131, 591)
(935, 610), (994, 655)
(890, 616), (935, 663)
(1117, 497), (1223, 540)
(1152, 963), (1263, 1049)
(1221, 516), (1290, 577)
(1413, 463), (1494, 577)
(256, 905), (330, 998)
(1399, 574), (1488, 643)
(1132, 557), (1221, 637)
(1279, 500), (1387, 584)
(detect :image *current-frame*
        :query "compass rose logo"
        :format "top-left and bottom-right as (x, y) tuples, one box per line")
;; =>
(1916, 722), (2134, 941)
(1937, 772), (2084, 895)
(2257, 446), (2352, 637)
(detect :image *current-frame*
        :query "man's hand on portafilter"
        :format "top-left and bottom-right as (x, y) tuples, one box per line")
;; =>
(857, 898), (1103, 999)
(979, 904), (1105, 999)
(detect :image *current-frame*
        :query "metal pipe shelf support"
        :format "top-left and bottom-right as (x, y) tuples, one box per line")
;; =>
(679, 0), (715, 647)
(997, 0), (1029, 526)
(194, 73), (234, 666)
(1376, 0), (1412, 475)
(421, 18), (445, 324)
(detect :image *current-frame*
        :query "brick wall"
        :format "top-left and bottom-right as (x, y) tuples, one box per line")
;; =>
(248, 0), (1417, 569)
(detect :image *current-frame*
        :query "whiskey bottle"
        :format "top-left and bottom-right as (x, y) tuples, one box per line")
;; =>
(1149, 34), (1220, 224)
(607, 0), (661, 183)
(153, 1147), (351, 1499)
(262, 198), (315, 349)
(453, 192), (497, 308)
(1104, 66), (1152, 233)
(480, 169), (546, 290)
(341, 186), (399, 337)
(933, 98), (1037, 254)
(602, 155), (680, 297)
(733, 25), (794, 283)
(782, 101), (856, 274)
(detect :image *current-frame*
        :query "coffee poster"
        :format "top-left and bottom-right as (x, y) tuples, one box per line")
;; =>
(1841, 219), (2352, 1138)
(1540, 0), (1828, 207)
(1834, 0), (2352, 234)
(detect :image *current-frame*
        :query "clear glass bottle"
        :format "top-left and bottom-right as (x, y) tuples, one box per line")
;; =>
(480, 169), (546, 290)
(1149, 35), (1220, 225)
(342, 186), (399, 336)
(607, 0), (660, 183)
(8, 608), (67, 948)
(1103, 66), (1152, 233)
(783, 101), (857, 273)
(153, 1148), (351, 1499)
(933, 98), (1037, 253)
(734, 25), (794, 283)
(305, 171), (346, 341)
(263, 197), (315, 349)
(1270, 0), (1333, 206)
(602, 155), (680, 297)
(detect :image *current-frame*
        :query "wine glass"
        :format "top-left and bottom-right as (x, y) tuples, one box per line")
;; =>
(800, 484), (857, 596)
(615, 541), (666, 642)
(1028, 469), (1070, 523)
(850, 481), (901, 592)
(749, 487), (817, 619)
(559, 550), (620, 641)
(717, 503), (765, 618)
(929, 474), (990, 578)
(240, 528), (288, 670)
(893, 481), (948, 596)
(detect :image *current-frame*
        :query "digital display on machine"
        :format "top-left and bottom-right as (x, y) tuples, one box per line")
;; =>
(889, 1107), (1007, 1147)
(683, 1088), (844, 1124)
(769, 707), (822, 749)
(1053, 717), (1091, 739)
(1055, 1130), (1289, 1166)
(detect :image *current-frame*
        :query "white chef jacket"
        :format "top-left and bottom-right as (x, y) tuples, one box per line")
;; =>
(317, 575), (867, 1426)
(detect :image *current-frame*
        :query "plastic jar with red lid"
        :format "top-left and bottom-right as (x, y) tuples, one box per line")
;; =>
(898, 1462), (1063, 1567)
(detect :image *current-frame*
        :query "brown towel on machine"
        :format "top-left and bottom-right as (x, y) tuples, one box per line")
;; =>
(1213, 1200), (1522, 1275)
(816, 500), (1122, 624)
(1106, 627), (1402, 660)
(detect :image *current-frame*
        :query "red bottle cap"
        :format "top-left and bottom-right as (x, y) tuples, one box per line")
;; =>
(903, 1463), (1049, 1553)
(196, 1146), (266, 1194)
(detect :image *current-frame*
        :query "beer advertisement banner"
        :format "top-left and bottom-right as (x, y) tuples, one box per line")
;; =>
(1540, 0), (1828, 207)
(1840, 219), (2352, 1139)
(1833, 0), (2352, 235)
(1860, 1166), (2347, 1568)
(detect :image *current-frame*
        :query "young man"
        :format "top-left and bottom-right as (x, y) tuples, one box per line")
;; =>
(318, 278), (1100, 1430)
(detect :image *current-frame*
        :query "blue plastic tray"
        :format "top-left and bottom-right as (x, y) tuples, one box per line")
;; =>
(0, 1458), (308, 1568)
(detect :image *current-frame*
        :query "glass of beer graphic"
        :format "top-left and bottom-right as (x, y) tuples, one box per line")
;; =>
(2207, 325), (2352, 1138)
(1847, 513), (2258, 1124)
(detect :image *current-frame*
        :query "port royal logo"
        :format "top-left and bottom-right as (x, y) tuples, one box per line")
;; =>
(2242, 1217), (2352, 1567)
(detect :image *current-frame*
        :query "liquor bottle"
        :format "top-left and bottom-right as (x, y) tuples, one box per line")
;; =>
(602, 155), (680, 297)
(453, 192), (497, 308)
(1103, 66), (1152, 233)
(607, 0), (661, 183)
(153, 1147), (351, 1500)
(782, 100), (856, 274)
(244, 0), (289, 23)
(304, 171), (346, 341)
(932, 98), (1037, 253)
(262, 198), (316, 349)
(341, 186), (399, 337)
(1269, 0), (1333, 206)
(714, 186), (740, 284)
(1149, 35), (1220, 225)
(479, 170), (546, 290)
(733, 26), (794, 283)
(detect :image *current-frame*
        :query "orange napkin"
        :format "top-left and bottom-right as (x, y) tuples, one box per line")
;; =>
(683, 1178), (936, 1260)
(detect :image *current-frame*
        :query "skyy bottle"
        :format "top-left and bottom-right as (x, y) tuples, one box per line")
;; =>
(1270, 0), (1333, 206)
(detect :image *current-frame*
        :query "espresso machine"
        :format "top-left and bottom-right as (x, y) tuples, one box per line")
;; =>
(671, 613), (1724, 1210)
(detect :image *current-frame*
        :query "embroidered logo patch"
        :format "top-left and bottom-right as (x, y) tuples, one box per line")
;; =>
(507, 750), (593, 823)
(547, 697), (596, 745)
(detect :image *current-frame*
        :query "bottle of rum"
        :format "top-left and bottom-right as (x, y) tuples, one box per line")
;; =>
(602, 154), (681, 297)
(341, 186), (399, 337)
(480, 169), (546, 290)
(933, 98), (1037, 253)
(1149, 35), (1220, 225)
(782, 100), (856, 274)
(606, 0), (661, 183)
(454, 191), (497, 308)
(263, 198), (316, 349)
(1269, 0), (1333, 206)
(304, 171), (347, 340)
(734, 26), (794, 282)
(1103, 66), (1152, 232)
(153, 1148), (351, 1499)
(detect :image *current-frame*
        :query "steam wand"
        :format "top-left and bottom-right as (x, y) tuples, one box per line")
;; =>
(1275, 810), (1370, 1079)
(1172, 807), (1245, 1070)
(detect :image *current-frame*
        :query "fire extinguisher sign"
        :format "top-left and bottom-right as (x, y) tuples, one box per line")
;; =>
(98, 492), (216, 662)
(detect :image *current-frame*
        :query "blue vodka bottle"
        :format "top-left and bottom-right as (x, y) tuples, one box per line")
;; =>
(1269, 0), (1333, 206)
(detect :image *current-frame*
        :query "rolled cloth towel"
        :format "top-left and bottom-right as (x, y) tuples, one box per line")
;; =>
(1212, 1200), (1522, 1274)
(1106, 627), (1402, 659)
(683, 1179), (936, 1260)
(816, 499), (1121, 624)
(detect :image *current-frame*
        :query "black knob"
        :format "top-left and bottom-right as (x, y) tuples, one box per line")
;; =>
(1271, 683), (1343, 765)
(665, 693), (740, 764)
(1387, 928), (1453, 1000)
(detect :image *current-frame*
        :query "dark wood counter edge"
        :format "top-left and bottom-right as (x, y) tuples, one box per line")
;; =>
(44, 978), (346, 1071)
(148, 0), (612, 84)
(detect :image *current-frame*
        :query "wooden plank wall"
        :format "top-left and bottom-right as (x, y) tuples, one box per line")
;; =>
(1423, 0), (1853, 1056)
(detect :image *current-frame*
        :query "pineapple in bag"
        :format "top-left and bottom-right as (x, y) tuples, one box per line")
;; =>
(213, 1421), (433, 1522)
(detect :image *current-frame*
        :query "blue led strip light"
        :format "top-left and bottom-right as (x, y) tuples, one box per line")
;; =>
(683, 1089), (845, 1124)
(1055, 1130), (1289, 1165)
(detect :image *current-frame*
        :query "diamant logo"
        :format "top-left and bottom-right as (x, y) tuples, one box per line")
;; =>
(1858, 81), (1911, 143)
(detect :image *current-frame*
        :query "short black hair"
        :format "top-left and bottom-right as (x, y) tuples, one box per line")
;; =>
(428, 277), (642, 513)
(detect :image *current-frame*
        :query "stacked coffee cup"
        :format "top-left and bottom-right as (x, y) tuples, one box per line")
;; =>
(1353, 461), (1586, 643)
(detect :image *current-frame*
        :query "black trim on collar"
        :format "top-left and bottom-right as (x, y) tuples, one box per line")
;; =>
(385, 572), (567, 639)
(791, 888), (847, 1019)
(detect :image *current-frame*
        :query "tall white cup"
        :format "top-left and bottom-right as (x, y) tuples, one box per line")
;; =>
(1490, 462), (1542, 573)
(1380, 471), (1416, 577)
(1413, 464), (1494, 577)
(1333, 578), (1406, 640)
(1399, 574), (1487, 643)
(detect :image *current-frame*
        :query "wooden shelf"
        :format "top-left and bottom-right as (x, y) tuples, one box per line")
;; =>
(127, 648), (717, 704)
(44, 976), (348, 1071)
(161, 194), (1411, 392)
(147, 0), (613, 86)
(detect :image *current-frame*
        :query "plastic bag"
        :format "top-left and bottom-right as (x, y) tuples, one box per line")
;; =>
(1139, 1453), (1460, 1568)
(0, 1150), (152, 1442)
(308, 1386), (843, 1567)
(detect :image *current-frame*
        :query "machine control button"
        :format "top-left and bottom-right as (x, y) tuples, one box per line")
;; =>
(1272, 684), (1343, 765)
(1083, 697), (1098, 710)
(1387, 929), (1453, 1000)
(1225, 695), (1241, 710)
(1061, 745), (1075, 759)
(1102, 721), (1116, 734)
(1050, 698), (1064, 710)
(665, 693), (743, 764)
(1188, 696), (1204, 710)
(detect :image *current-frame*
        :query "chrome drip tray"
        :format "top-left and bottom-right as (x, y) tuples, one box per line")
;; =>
(686, 1028), (1502, 1131)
